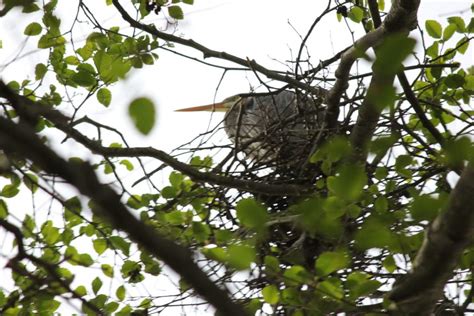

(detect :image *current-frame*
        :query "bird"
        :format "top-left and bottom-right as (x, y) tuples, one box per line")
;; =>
(176, 90), (326, 170)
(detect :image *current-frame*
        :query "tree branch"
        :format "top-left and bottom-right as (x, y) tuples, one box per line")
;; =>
(345, 0), (420, 162)
(0, 81), (312, 197)
(388, 166), (474, 314)
(111, 0), (326, 97)
(0, 116), (247, 316)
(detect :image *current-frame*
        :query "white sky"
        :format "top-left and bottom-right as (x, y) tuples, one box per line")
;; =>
(0, 0), (473, 314)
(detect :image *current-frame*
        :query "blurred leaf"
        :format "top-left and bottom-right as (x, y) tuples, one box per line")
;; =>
(318, 277), (344, 299)
(1, 184), (19, 198)
(0, 199), (8, 219)
(93, 239), (107, 255)
(283, 265), (309, 286)
(128, 97), (156, 135)
(24, 22), (42, 36)
(72, 70), (96, 87)
(315, 250), (350, 276)
(445, 73), (465, 88)
(35, 63), (47, 80)
(227, 244), (255, 270)
(23, 173), (38, 193)
(327, 164), (367, 201)
(373, 34), (416, 75)
(92, 277), (102, 295)
(443, 23), (456, 41)
(236, 198), (268, 231)
(101, 264), (114, 278)
(383, 255), (397, 273)
(355, 217), (395, 249)
(97, 88), (111, 107)
(410, 195), (442, 221)
(426, 20), (442, 38)
(116, 285), (126, 301)
(348, 6), (364, 23)
(443, 136), (473, 166)
(262, 285), (279, 304)
(447, 16), (466, 32)
(168, 5), (184, 19)
(456, 38), (469, 54)
(347, 272), (381, 300)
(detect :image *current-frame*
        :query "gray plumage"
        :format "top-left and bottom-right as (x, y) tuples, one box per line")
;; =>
(223, 90), (325, 167)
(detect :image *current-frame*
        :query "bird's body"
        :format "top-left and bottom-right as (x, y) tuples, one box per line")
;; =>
(176, 90), (325, 169)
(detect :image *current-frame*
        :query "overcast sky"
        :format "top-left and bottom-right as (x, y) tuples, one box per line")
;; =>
(0, 1), (473, 314)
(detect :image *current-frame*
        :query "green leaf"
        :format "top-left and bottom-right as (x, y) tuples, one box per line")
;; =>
(355, 217), (394, 249)
(456, 38), (469, 54)
(445, 73), (465, 88)
(168, 5), (184, 19)
(23, 173), (38, 193)
(202, 246), (227, 262)
(227, 244), (255, 270)
(101, 264), (114, 277)
(374, 196), (388, 213)
(262, 285), (279, 304)
(97, 88), (111, 107)
(283, 265), (310, 286)
(236, 198), (268, 231)
(443, 23), (456, 41)
(0, 199), (8, 219)
(447, 16), (466, 32)
(383, 255), (397, 273)
(264, 256), (280, 275)
(373, 35), (416, 75)
(121, 260), (144, 283)
(110, 236), (130, 256)
(104, 302), (119, 314)
(116, 285), (126, 301)
(35, 63), (48, 80)
(24, 22), (42, 36)
(191, 221), (210, 242)
(426, 41), (439, 58)
(38, 33), (65, 49)
(315, 250), (350, 276)
(348, 6), (364, 23)
(72, 70), (96, 87)
(64, 55), (80, 65)
(93, 50), (131, 83)
(327, 164), (367, 201)
(128, 97), (156, 135)
(78, 253), (94, 267)
(443, 136), (473, 166)
(182, 0), (194, 4)
(1, 184), (19, 198)
(425, 20), (442, 38)
(169, 171), (184, 188)
(65, 196), (82, 213)
(75, 285), (87, 297)
(347, 272), (381, 299)
(23, 2), (41, 13)
(92, 277), (102, 295)
(93, 238), (107, 255)
(318, 277), (344, 299)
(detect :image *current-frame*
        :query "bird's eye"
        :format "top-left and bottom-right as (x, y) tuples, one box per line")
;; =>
(244, 98), (255, 111)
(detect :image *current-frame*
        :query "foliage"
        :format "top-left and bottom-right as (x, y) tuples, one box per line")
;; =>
(0, 0), (473, 315)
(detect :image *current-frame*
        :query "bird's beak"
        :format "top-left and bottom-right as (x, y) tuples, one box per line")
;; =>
(175, 102), (228, 112)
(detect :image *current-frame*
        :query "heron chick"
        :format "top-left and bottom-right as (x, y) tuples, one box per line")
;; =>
(176, 90), (324, 168)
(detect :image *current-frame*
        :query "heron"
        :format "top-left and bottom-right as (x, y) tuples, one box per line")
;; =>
(176, 90), (326, 169)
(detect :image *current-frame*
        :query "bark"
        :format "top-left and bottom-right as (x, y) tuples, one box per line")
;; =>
(388, 166), (474, 315)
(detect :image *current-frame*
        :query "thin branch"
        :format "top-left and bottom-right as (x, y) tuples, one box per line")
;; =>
(111, 0), (326, 97)
(0, 117), (247, 316)
(0, 81), (312, 197)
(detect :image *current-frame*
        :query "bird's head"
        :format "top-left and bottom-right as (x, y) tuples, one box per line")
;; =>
(175, 95), (243, 113)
